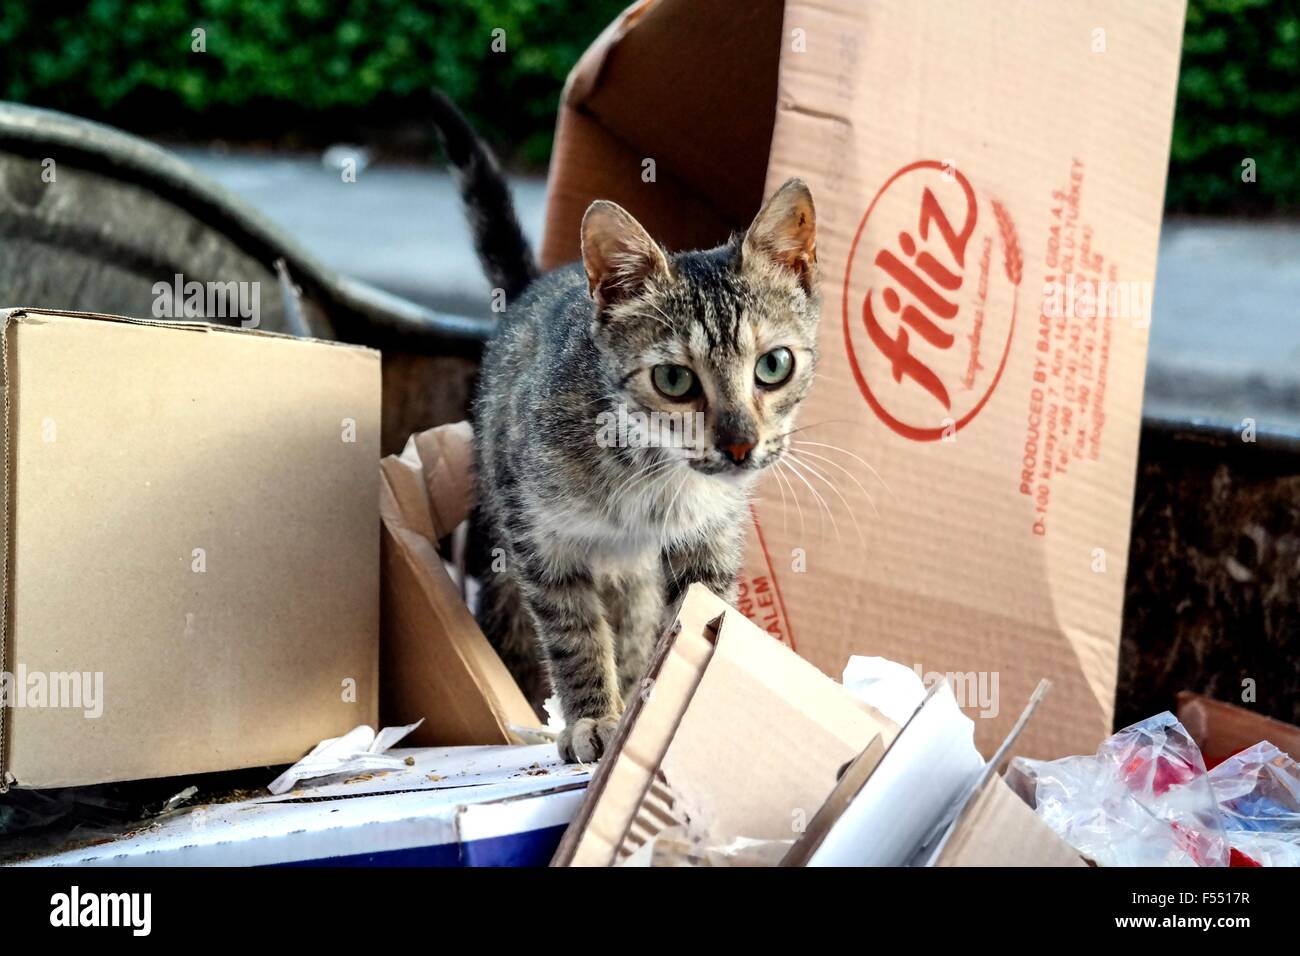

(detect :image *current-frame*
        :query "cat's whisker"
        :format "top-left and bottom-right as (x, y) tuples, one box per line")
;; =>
(783, 455), (839, 542)
(787, 452), (865, 547)
(789, 447), (879, 518)
(775, 459), (806, 544)
(772, 419), (857, 443)
(660, 470), (691, 529)
(774, 455), (837, 541)
(766, 459), (790, 537)
(782, 455), (836, 541)
(604, 461), (660, 508)
(792, 440), (895, 498)
(659, 473), (692, 586)
(643, 300), (677, 329)
(610, 456), (677, 503)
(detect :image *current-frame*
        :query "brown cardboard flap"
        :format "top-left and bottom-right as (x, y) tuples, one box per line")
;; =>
(778, 735), (887, 867)
(925, 680), (1084, 865)
(554, 584), (728, 866)
(934, 774), (1087, 867)
(413, 423), (475, 538)
(540, 0), (783, 267)
(378, 423), (537, 746)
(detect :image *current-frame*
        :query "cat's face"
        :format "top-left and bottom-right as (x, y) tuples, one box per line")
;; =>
(582, 179), (820, 481)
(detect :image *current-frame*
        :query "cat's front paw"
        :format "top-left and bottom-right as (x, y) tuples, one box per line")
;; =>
(557, 714), (621, 763)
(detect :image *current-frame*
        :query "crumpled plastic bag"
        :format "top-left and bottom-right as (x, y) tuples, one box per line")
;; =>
(1010, 711), (1300, 866)
(1209, 741), (1300, 867)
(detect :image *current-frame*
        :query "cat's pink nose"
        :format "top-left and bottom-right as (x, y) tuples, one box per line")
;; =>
(722, 440), (755, 465)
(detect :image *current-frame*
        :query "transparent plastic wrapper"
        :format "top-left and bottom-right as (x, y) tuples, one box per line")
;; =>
(1011, 712), (1229, 866)
(1210, 742), (1300, 867)
(1011, 711), (1300, 866)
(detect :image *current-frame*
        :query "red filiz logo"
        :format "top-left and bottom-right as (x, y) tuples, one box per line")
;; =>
(843, 161), (1022, 441)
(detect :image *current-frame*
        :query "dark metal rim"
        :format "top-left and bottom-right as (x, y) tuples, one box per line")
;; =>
(0, 102), (494, 355)
(1142, 413), (1300, 454)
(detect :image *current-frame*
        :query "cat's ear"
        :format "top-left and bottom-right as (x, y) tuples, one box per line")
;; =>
(581, 201), (669, 309)
(742, 178), (817, 294)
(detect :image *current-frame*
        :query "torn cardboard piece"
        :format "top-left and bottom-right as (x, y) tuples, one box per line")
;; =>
(926, 682), (1085, 867)
(620, 826), (792, 867)
(0, 308), (381, 789)
(379, 422), (537, 746)
(552, 584), (897, 866)
(933, 774), (1088, 868)
(542, 0), (1188, 761)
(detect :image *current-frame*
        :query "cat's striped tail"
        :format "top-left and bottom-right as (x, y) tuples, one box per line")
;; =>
(430, 90), (539, 303)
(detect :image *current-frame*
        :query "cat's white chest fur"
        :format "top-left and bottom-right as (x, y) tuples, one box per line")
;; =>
(533, 463), (750, 572)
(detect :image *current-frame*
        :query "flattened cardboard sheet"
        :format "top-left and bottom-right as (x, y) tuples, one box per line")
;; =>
(542, 0), (1188, 759)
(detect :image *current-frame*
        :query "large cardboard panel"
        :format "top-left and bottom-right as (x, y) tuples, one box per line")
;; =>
(1, 309), (381, 788)
(748, 0), (1185, 759)
(543, 0), (1187, 759)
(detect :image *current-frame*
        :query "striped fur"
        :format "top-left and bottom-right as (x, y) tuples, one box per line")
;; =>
(430, 90), (537, 300)
(467, 172), (821, 762)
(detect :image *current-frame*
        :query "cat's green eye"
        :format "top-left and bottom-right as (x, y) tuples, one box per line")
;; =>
(652, 364), (697, 399)
(755, 347), (794, 387)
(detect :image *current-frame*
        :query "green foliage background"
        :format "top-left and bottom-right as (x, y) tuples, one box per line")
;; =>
(0, 0), (632, 165)
(1, 0), (1297, 213)
(1171, 0), (1300, 213)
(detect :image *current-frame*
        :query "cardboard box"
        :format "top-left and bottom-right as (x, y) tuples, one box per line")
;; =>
(379, 423), (539, 745)
(13, 744), (589, 867)
(0, 308), (381, 789)
(542, 0), (1187, 759)
(552, 585), (896, 866)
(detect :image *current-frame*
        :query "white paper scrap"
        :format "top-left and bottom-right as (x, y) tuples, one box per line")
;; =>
(841, 655), (927, 726)
(267, 719), (425, 795)
(809, 682), (984, 866)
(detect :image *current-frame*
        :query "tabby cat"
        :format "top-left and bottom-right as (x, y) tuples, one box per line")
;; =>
(433, 94), (820, 761)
